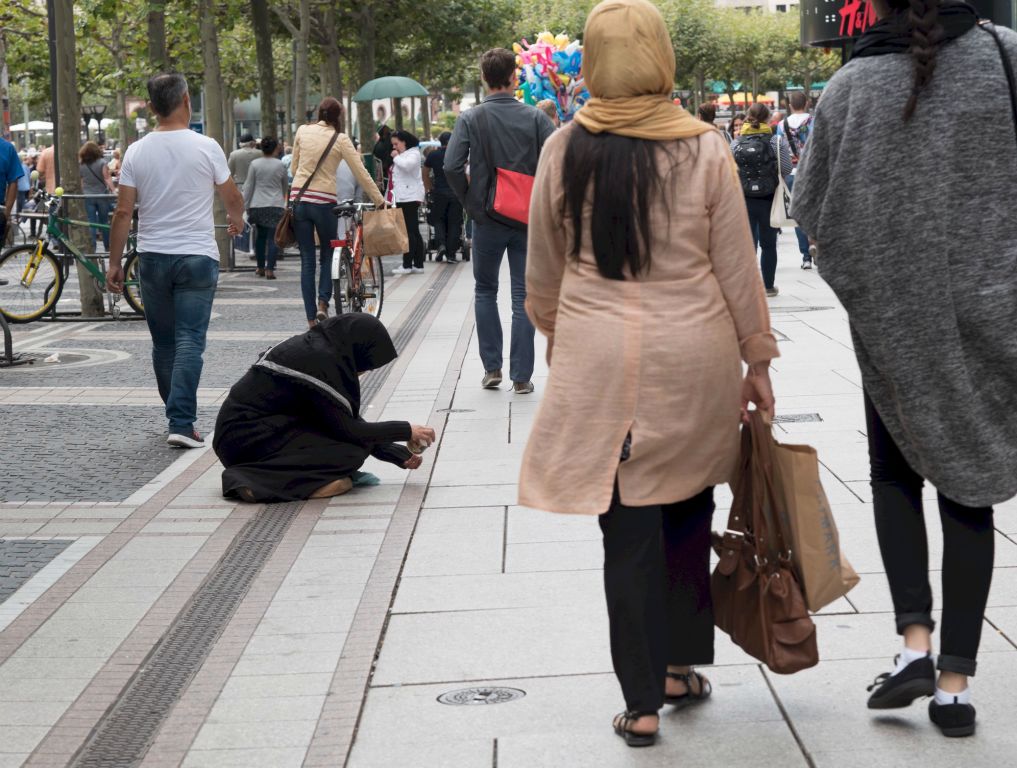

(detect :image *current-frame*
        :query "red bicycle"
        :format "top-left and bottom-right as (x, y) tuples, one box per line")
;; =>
(330, 200), (384, 318)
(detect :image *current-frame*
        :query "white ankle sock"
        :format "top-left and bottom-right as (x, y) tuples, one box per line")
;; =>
(935, 686), (971, 705)
(892, 646), (930, 676)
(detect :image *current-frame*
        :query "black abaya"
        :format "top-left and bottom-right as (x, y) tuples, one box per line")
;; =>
(213, 316), (413, 502)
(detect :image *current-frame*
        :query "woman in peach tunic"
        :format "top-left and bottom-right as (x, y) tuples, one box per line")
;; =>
(519, 0), (779, 747)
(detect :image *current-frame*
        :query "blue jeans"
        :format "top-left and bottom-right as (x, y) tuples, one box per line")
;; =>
(745, 196), (779, 290)
(294, 201), (338, 321)
(85, 198), (112, 250)
(472, 220), (535, 382)
(784, 174), (810, 257)
(138, 253), (219, 435)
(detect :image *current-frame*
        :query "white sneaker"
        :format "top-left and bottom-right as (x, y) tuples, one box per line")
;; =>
(411, 267), (424, 273)
(167, 431), (205, 449)
(392, 266), (413, 276)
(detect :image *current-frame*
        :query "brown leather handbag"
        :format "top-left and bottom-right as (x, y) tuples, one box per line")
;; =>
(275, 129), (340, 249)
(711, 412), (819, 675)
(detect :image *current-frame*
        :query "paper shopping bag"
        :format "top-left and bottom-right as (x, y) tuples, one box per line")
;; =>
(363, 207), (408, 258)
(771, 439), (860, 612)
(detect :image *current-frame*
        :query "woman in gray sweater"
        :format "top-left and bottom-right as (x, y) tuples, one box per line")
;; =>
(793, 0), (1017, 739)
(243, 136), (289, 279)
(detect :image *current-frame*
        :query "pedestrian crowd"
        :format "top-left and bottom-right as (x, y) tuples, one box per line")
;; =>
(3, 0), (1012, 752)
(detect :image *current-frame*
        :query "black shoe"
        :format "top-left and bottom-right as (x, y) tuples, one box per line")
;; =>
(866, 654), (935, 710)
(929, 698), (976, 738)
(435, 247), (446, 262)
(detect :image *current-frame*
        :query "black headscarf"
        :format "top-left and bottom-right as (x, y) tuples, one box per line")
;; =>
(852, 1), (978, 59)
(259, 314), (397, 418)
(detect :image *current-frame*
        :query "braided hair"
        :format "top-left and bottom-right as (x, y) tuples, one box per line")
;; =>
(894, 0), (946, 119)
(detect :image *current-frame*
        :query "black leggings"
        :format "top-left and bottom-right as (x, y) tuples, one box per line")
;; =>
(398, 201), (424, 269)
(865, 392), (994, 676)
(599, 486), (715, 713)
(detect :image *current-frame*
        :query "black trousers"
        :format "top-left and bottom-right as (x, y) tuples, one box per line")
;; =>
(865, 392), (994, 676)
(599, 486), (715, 713)
(397, 201), (425, 269)
(430, 191), (463, 257)
(744, 195), (779, 289)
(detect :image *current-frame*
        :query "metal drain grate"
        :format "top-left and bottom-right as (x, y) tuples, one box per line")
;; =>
(360, 266), (458, 405)
(437, 687), (526, 705)
(70, 502), (302, 768)
(436, 408), (475, 414)
(774, 413), (823, 423)
(768, 306), (834, 313)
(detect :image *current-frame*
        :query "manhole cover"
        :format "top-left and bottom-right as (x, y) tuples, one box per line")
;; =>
(436, 408), (476, 414)
(774, 413), (823, 423)
(769, 306), (834, 313)
(437, 687), (526, 706)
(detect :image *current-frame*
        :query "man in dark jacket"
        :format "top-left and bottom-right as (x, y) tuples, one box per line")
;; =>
(445, 48), (555, 394)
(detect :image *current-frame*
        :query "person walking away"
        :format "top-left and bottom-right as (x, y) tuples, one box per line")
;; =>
(697, 102), (719, 128)
(108, 148), (122, 185)
(731, 102), (792, 297)
(79, 141), (115, 252)
(373, 125), (395, 182)
(290, 97), (385, 329)
(389, 130), (426, 275)
(281, 144), (294, 183)
(106, 72), (245, 449)
(35, 144), (56, 195)
(536, 99), (561, 128)
(213, 314), (436, 502)
(792, 0), (1017, 738)
(228, 132), (261, 255)
(445, 48), (555, 394)
(0, 135), (23, 247)
(520, 0), (778, 746)
(424, 131), (463, 263)
(16, 150), (31, 226)
(243, 136), (288, 279)
(776, 91), (814, 269)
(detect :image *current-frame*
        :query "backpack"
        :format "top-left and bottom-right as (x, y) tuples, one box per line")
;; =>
(733, 134), (777, 198)
(782, 115), (812, 164)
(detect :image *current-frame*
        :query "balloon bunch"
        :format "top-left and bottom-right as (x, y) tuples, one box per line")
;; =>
(514, 32), (589, 123)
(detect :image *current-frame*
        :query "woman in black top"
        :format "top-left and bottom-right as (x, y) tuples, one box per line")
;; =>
(213, 314), (435, 502)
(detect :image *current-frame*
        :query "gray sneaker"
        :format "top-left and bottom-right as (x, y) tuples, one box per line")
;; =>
(765, 286), (779, 298)
(513, 381), (535, 394)
(481, 369), (503, 389)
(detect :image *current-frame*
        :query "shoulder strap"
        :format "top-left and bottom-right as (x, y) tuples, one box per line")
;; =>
(980, 21), (1017, 153)
(474, 104), (496, 174)
(293, 129), (340, 205)
(86, 161), (107, 187)
(783, 117), (799, 158)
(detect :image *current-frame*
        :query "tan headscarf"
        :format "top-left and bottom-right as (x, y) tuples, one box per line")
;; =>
(574, 0), (710, 141)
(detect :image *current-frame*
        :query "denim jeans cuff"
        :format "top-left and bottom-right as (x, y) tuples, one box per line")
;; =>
(937, 654), (977, 677)
(895, 612), (935, 635)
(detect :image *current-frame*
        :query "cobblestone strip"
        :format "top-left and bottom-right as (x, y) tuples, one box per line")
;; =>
(0, 449), (220, 667)
(303, 282), (477, 768)
(24, 502), (254, 768)
(0, 539), (73, 604)
(136, 499), (327, 768)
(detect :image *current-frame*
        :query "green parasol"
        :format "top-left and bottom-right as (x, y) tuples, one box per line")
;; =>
(353, 76), (428, 101)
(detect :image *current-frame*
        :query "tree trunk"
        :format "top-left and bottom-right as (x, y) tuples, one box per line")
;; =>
(54, 0), (104, 316)
(346, 86), (354, 140)
(224, 87), (235, 149)
(293, 0), (311, 128)
(283, 79), (293, 145)
(199, 0), (230, 268)
(148, 1), (168, 71)
(321, 2), (343, 120)
(250, 0), (276, 138)
(356, 3), (376, 156)
(473, 80), (481, 105)
(1, 33), (9, 136)
(422, 94), (432, 140)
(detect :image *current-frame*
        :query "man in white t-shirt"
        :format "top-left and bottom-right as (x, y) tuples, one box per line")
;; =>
(776, 91), (813, 269)
(107, 72), (245, 448)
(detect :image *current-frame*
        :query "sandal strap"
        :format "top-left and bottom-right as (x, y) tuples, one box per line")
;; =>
(666, 670), (712, 696)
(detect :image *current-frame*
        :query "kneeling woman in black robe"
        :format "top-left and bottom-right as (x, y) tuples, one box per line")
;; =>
(213, 314), (435, 502)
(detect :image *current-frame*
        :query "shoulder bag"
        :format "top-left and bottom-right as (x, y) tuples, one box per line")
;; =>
(980, 21), (1017, 151)
(275, 129), (340, 249)
(711, 411), (819, 675)
(769, 136), (797, 229)
(475, 106), (538, 229)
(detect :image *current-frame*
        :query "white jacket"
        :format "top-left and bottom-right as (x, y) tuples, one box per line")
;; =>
(389, 146), (425, 203)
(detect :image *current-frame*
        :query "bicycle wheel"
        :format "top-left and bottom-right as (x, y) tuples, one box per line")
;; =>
(0, 243), (63, 322)
(332, 248), (355, 314)
(359, 252), (384, 318)
(122, 249), (145, 316)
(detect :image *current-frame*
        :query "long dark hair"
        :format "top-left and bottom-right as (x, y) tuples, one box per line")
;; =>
(562, 126), (679, 281)
(887, 0), (944, 119)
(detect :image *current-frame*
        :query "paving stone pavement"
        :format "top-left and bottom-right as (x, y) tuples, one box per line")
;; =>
(0, 238), (1015, 768)
(0, 541), (72, 604)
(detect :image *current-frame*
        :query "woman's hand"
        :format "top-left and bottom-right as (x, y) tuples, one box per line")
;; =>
(410, 424), (436, 447)
(391, 149), (399, 158)
(403, 454), (423, 470)
(741, 364), (775, 424)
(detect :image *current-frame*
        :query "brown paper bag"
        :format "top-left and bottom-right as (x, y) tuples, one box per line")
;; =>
(363, 207), (408, 258)
(771, 439), (860, 612)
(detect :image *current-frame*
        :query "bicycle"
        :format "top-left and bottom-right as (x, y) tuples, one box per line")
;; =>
(0, 189), (143, 323)
(330, 200), (384, 318)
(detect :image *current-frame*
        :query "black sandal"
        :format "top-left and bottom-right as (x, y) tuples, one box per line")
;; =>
(665, 669), (712, 709)
(612, 710), (658, 747)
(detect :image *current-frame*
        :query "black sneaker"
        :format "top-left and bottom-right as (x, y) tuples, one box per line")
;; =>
(929, 698), (976, 738)
(866, 654), (936, 709)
